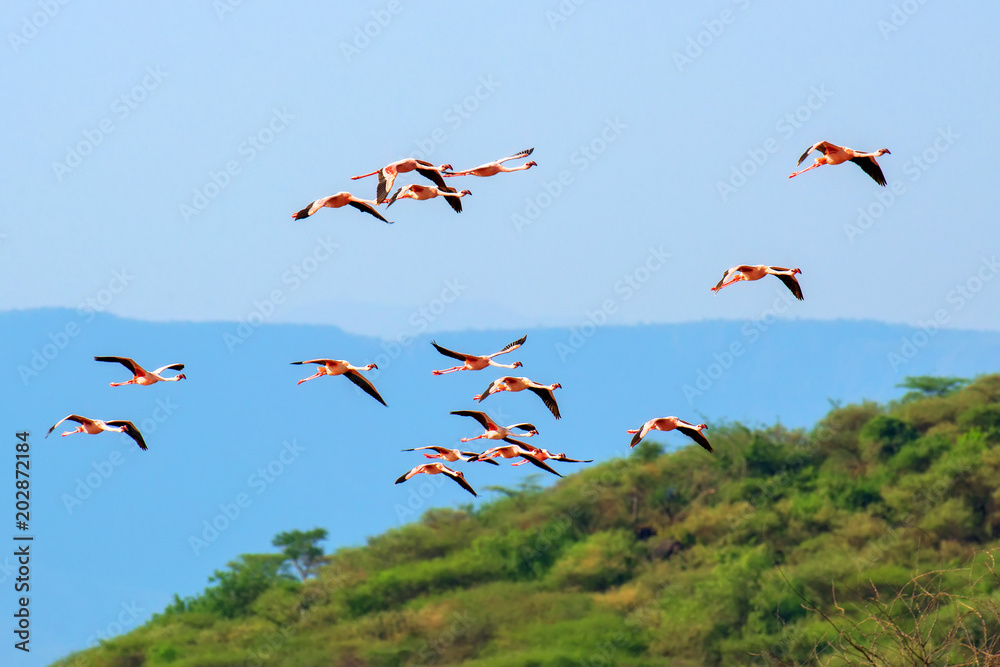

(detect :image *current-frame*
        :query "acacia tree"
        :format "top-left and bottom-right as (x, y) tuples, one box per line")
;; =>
(272, 528), (328, 580)
(897, 375), (968, 401)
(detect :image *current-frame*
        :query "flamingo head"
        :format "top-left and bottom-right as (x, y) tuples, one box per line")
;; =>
(460, 190), (472, 196)
(513, 361), (523, 369)
(177, 373), (187, 380)
(366, 363), (378, 371)
(697, 423), (708, 431)
(792, 268), (802, 275)
(440, 164), (453, 171)
(526, 161), (537, 168)
(552, 383), (562, 390)
(879, 148), (891, 156)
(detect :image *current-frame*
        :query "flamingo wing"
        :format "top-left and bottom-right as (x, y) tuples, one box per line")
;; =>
(386, 187), (404, 207)
(347, 200), (393, 223)
(450, 410), (496, 431)
(440, 186), (463, 213)
(797, 141), (831, 165)
(291, 359), (337, 366)
(850, 156), (887, 186)
(152, 363), (185, 375)
(477, 378), (502, 403)
(377, 167), (397, 205)
(527, 386), (561, 419)
(494, 335), (527, 356)
(106, 420), (148, 451)
(46, 414), (90, 438)
(517, 451), (563, 477)
(676, 425), (713, 453)
(431, 341), (469, 362)
(774, 273), (804, 301)
(415, 167), (447, 189)
(442, 468), (478, 497)
(94, 356), (143, 375)
(630, 420), (654, 448)
(498, 147), (534, 164)
(464, 452), (500, 465)
(343, 370), (387, 406)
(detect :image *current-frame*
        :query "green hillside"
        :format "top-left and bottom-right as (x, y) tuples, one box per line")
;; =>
(55, 376), (1000, 666)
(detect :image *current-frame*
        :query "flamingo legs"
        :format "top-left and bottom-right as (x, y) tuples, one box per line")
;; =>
(788, 161), (824, 179)
(350, 170), (381, 180)
(296, 371), (325, 385)
(61, 427), (85, 437)
(431, 366), (465, 375)
(711, 276), (745, 293)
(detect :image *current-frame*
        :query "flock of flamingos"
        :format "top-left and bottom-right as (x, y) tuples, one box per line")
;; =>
(45, 140), (891, 497)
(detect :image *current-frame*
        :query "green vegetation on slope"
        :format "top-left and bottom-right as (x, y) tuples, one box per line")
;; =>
(55, 375), (1000, 666)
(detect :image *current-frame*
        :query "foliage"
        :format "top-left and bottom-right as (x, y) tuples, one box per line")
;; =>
(53, 374), (1000, 667)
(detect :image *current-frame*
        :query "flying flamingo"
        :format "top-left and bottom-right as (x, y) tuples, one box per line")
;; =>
(450, 409), (538, 442)
(443, 148), (537, 178)
(395, 463), (477, 497)
(292, 192), (391, 223)
(627, 417), (712, 453)
(400, 445), (500, 466)
(290, 359), (387, 406)
(386, 184), (471, 213)
(431, 336), (526, 375)
(351, 158), (453, 204)
(510, 448), (593, 467)
(789, 141), (891, 186)
(45, 415), (148, 451)
(471, 443), (563, 477)
(474, 377), (562, 419)
(94, 356), (186, 387)
(711, 265), (803, 301)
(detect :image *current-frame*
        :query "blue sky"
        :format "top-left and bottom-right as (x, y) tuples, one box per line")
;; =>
(2, 2), (998, 335)
(2, 2), (999, 664)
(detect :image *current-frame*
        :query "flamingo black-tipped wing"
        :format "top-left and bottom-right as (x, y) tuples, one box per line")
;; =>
(496, 335), (527, 355)
(394, 470), (413, 484)
(630, 422), (652, 448)
(386, 187), (403, 208)
(509, 148), (534, 160)
(797, 141), (831, 165)
(775, 273), (804, 301)
(517, 451), (562, 477)
(291, 359), (337, 366)
(527, 386), (561, 419)
(415, 167), (448, 189)
(343, 370), (387, 406)
(676, 426), (713, 453)
(376, 168), (397, 205)
(152, 363), (185, 376)
(850, 156), (888, 187)
(465, 452), (500, 465)
(443, 469), (478, 497)
(441, 186), (463, 214)
(450, 410), (496, 431)
(94, 356), (142, 375)
(431, 341), (469, 362)
(510, 422), (538, 434)
(46, 414), (88, 438)
(477, 379), (501, 403)
(106, 420), (147, 451)
(553, 455), (593, 463)
(347, 200), (392, 224)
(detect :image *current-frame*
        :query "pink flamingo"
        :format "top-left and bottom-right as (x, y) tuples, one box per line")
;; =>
(789, 141), (891, 186)
(395, 463), (477, 497)
(290, 358), (386, 406)
(444, 148), (536, 177)
(627, 417), (712, 453)
(431, 336), (526, 374)
(292, 192), (391, 223)
(474, 376), (562, 419)
(94, 356), (186, 386)
(46, 415), (147, 451)
(711, 265), (803, 301)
